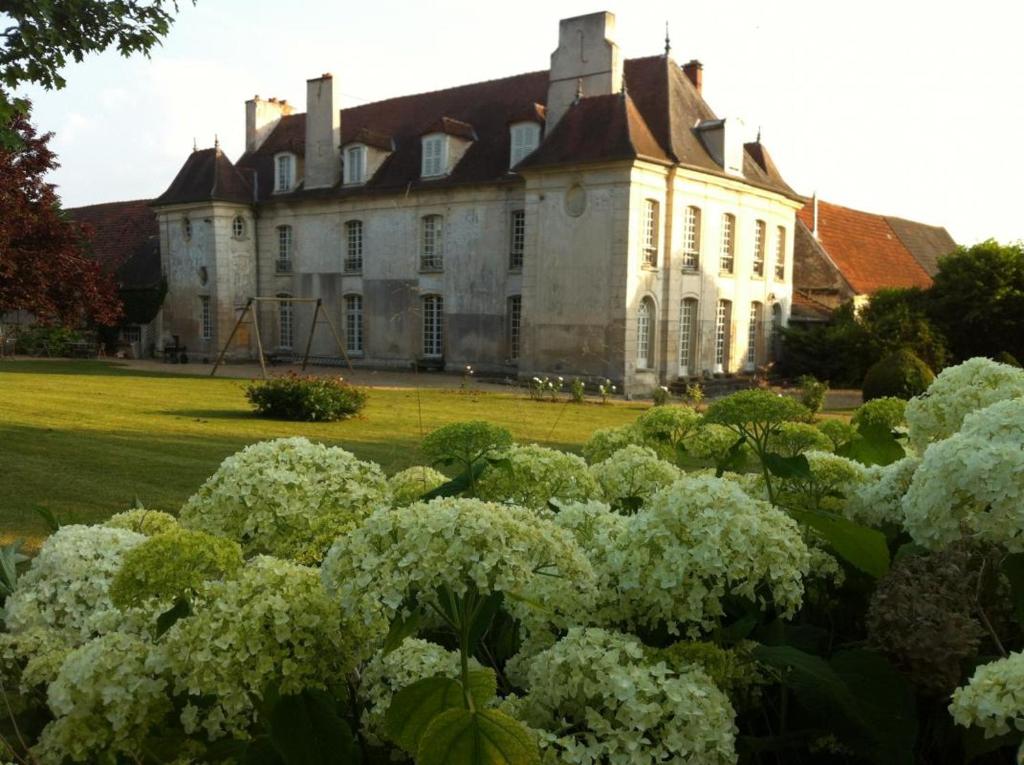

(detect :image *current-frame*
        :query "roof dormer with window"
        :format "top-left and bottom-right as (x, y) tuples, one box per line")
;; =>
(341, 128), (394, 186)
(420, 118), (475, 179)
(509, 121), (542, 169)
(274, 152), (298, 193)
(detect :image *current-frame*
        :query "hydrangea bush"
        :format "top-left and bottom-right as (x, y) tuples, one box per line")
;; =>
(950, 651), (1024, 738)
(475, 443), (598, 509)
(589, 445), (681, 511)
(387, 465), (449, 507)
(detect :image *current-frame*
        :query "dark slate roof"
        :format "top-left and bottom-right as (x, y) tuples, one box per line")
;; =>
(883, 216), (957, 277)
(793, 218), (851, 294)
(66, 200), (161, 289)
(230, 55), (800, 203)
(154, 147), (255, 206)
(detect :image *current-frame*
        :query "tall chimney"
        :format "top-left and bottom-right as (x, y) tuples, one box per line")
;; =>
(682, 60), (703, 95)
(245, 96), (294, 154)
(546, 12), (623, 131)
(304, 73), (342, 190)
(812, 192), (820, 238)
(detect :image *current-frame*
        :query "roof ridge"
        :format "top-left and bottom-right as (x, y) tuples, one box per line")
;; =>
(65, 198), (153, 212)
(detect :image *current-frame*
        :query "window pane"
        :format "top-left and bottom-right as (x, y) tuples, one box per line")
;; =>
(719, 214), (735, 273)
(510, 210), (525, 270)
(715, 300), (731, 367)
(422, 295), (444, 357)
(508, 295), (522, 360)
(753, 220), (766, 277)
(775, 226), (786, 279)
(637, 299), (652, 368)
(345, 294), (363, 353)
(747, 302), (762, 365)
(421, 215), (443, 270)
(345, 221), (363, 272)
(279, 300), (293, 349)
(679, 298), (697, 371)
(643, 200), (659, 267)
(277, 226), (292, 273)
(200, 296), (212, 340)
(683, 206), (701, 270)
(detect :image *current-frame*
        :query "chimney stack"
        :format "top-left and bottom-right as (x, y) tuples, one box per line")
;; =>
(546, 12), (623, 131)
(245, 96), (294, 154)
(304, 73), (342, 190)
(812, 192), (820, 238)
(682, 60), (703, 95)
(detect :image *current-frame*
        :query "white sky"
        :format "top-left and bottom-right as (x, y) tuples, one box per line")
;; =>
(13, 0), (1024, 244)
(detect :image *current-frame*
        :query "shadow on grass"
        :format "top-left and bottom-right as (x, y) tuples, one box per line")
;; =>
(162, 409), (256, 420)
(0, 359), (209, 379)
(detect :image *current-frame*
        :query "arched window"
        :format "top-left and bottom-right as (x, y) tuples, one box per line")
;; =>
(422, 294), (444, 358)
(232, 215), (245, 239)
(682, 206), (701, 270)
(276, 225), (293, 273)
(715, 299), (732, 371)
(678, 297), (698, 376)
(275, 153), (296, 192)
(278, 295), (293, 350)
(345, 220), (363, 272)
(747, 301), (763, 368)
(344, 294), (363, 354)
(719, 213), (735, 274)
(509, 122), (541, 168)
(752, 219), (766, 277)
(636, 298), (654, 369)
(774, 226), (787, 280)
(420, 215), (443, 271)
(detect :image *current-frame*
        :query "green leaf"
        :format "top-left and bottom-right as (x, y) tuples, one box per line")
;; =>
(466, 592), (504, 653)
(838, 422), (905, 466)
(763, 452), (813, 480)
(32, 504), (60, 533)
(417, 708), (539, 765)
(715, 435), (748, 477)
(789, 508), (890, 578)
(155, 596), (192, 639)
(1002, 553), (1024, 624)
(962, 726), (1018, 762)
(382, 609), (423, 656)
(465, 668), (498, 707)
(422, 462), (488, 500)
(385, 670), (498, 755)
(267, 688), (361, 764)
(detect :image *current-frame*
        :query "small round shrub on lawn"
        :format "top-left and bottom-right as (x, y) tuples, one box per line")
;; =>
(861, 349), (935, 401)
(245, 373), (366, 421)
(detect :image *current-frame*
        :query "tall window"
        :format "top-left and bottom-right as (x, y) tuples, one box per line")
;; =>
(774, 226), (786, 280)
(345, 220), (363, 272)
(747, 302), (763, 367)
(682, 206), (701, 270)
(752, 220), (766, 277)
(345, 294), (364, 354)
(276, 225), (293, 273)
(421, 135), (446, 177)
(719, 213), (735, 274)
(509, 122), (541, 167)
(715, 299), (732, 369)
(421, 215), (443, 270)
(275, 154), (294, 192)
(422, 295), (444, 358)
(679, 298), (698, 374)
(183, 217), (192, 241)
(344, 145), (366, 185)
(509, 210), (525, 270)
(278, 296), (293, 349)
(199, 296), (212, 340)
(636, 298), (653, 368)
(642, 199), (659, 267)
(507, 295), (522, 360)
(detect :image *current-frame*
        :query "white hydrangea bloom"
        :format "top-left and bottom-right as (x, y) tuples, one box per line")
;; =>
(35, 632), (168, 763)
(903, 398), (1024, 551)
(905, 357), (1024, 450)
(589, 445), (682, 510)
(581, 425), (642, 464)
(4, 525), (145, 642)
(388, 465), (448, 507)
(845, 456), (920, 528)
(476, 444), (599, 510)
(950, 651), (1024, 738)
(321, 498), (596, 637)
(612, 475), (810, 636)
(515, 628), (737, 765)
(179, 437), (391, 564)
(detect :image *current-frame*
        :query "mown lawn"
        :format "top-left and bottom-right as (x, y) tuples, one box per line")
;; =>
(0, 360), (647, 546)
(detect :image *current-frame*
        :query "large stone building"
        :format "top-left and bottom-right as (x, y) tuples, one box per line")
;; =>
(150, 11), (804, 393)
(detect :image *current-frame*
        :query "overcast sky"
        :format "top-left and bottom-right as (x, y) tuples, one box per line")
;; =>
(12, 0), (1023, 244)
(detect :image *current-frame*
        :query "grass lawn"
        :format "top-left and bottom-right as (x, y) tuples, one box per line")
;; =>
(0, 359), (647, 546)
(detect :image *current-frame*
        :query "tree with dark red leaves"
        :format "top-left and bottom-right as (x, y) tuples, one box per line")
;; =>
(0, 108), (122, 327)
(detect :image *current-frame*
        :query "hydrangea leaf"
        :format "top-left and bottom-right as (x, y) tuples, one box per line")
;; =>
(382, 609), (423, 657)
(1002, 553), (1024, 624)
(763, 452), (813, 480)
(788, 508), (890, 578)
(267, 688), (362, 764)
(385, 669), (497, 754)
(837, 422), (905, 467)
(416, 708), (539, 765)
(154, 596), (191, 640)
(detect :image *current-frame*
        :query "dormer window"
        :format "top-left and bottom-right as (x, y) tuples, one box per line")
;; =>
(421, 134), (447, 178)
(509, 122), (541, 168)
(275, 153), (296, 192)
(344, 145), (367, 185)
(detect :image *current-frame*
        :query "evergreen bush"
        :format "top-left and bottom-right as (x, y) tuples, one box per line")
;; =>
(245, 373), (366, 421)
(861, 349), (935, 401)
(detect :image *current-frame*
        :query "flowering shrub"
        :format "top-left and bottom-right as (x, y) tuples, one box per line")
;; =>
(950, 651), (1024, 738)
(766, 421), (833, 456)
(851, 396), (907, 432)
(633, 404), (701, 450)
(652, 384), (670, 405)
(245, 372), (366, 421)
(475, 443), (598, 509)
(904, 356), (1024, 449)
(569, 378), (586, 403)
(589, 444), (681, 511)
(845, 456), (920, 527)
(775, 450), (868, 513)
(680, 422), (744, 462)
(581, 424), (640, 464)
(798, 374), (829, 415)
(816, 418), (858, 451)
(104, 507), (179, 536)
(387, 465), (449, 507)
(179, 437), (390, 564)
(597, 378), (616, 403)
(419, 420), (512, 486)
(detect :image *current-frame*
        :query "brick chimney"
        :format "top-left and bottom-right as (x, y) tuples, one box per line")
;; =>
(244, 96), (294, 154)
(682, 60), (703, 95)
(546, 12), (623, 130)
(304, 73), (342, 190)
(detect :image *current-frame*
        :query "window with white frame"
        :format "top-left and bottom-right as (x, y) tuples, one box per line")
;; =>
(276, 225), (293, 273)
(774, 226), (786, 280)
(344, 220), (363, 272)
(278, 296), (293, 349)
(345, 294), (364, 354)
(507, 295), (522, 360)
(679, 297), (697, 374)
(642, 200), (659, 267)
(682, 206), (701, 270)
(199, 296), (212, 340)
(420, 215), (443, 270)
(637, 298), (654, 368)
(747, 301), (763, 366)
(509, 210), (525, 270)
(719, 213), (735, 274)
(275, 153), (295, 192)
(715, 299), (732, 369)
(509, 122), (541, 168)
(344, 145), (367, 185)
(421, 134), (446, 177)
(232, 216), (245, 239)
(422, 295), (444, 358)
(752, 220), (766, 277)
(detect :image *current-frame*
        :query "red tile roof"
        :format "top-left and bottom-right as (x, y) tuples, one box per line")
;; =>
(65, 200), (161, 288)
(796, 200), (933, 295)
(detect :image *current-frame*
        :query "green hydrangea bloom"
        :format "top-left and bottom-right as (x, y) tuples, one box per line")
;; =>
(657, 640), (768, 704)
(0, 628), (70, 694)
(775, 450), (869, 513)
(950, 650), (1024, 738)
(767, 422), (833, 457)
(851, 396), (907, 432)
(633, 405), (702, 449)
(705, 389), (810, 433)
(589, 445), (682, 511)
(816, 419), (858, 451)
(109, 527), (243, 611)
(681, 423), (746, 462)
(104, 508), (180, 536)
(476, 444), (599, 509)
(179, 437), (391, 564)
(581, 425), (641, 464)
(388, 466), (449, 507)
